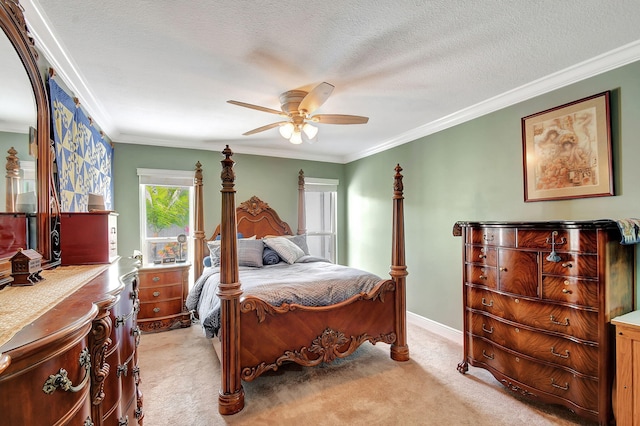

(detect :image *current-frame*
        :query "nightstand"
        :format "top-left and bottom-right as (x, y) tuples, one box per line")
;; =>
(612, 310), (640, 426)
(138, 262), (191, 332)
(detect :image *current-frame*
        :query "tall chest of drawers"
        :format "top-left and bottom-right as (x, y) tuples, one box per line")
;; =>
(138, 263), (191, 332)
(454, 221), (635, 425)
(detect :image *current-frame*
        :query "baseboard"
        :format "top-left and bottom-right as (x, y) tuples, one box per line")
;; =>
(407, 311), (463, 346)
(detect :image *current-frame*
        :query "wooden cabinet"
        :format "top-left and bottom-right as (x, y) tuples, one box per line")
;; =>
(60, 212), (118, 265)
(612, 310), (640, 426)
(0, 258), (143, 425)
(138, 263), (191, 332)
(454, 220), (635, 425)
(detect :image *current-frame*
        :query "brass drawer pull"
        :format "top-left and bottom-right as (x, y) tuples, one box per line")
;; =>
(153, 291), (161, 297)
(478, 254), (486, 259)
(479, 275), (487, 280)
(116, 309), (135, 328)
(482, 350), (494, 360)
(550, 378), (569, 391)
(561, 289), (572, 294)
(152, 276), (160, 282)
(499, 267), (506, 272)
(482, 324), (493, 334)
(481, 298), (493, 307)
(549, 315), (570, 326)
(117, 363), (128, 377)
(43, 348), (91, 394)
(551, 346), (570, 359)
(153, 307), (161, 313)
(561, 262), (572, 268)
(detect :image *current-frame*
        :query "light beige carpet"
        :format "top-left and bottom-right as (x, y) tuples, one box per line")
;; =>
(137, 321), (596, 426)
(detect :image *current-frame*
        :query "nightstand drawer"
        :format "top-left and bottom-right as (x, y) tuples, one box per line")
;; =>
(139, 270), (183, 287)
(139, 299), (184, 318)
(139, 284), (182, 301)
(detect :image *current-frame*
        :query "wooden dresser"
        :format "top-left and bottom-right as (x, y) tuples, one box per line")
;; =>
(138, 262), (191, 332)
(612, 310), (640, 426)
(0, 258), (143, 425)
(453, 220), (635, 425)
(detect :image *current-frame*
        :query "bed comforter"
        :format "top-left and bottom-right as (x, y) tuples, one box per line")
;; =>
(185, 257), (384, 337)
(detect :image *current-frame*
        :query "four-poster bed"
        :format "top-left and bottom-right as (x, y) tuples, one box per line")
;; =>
(189, 145), (409, 414)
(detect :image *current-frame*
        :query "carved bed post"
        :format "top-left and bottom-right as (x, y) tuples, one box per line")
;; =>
(390, 164), (409, 361)
(217, 145), (244, 414)
(193, 161), (205, 280)
(5, 147), (20, 212)
(297, 169), (306, 235)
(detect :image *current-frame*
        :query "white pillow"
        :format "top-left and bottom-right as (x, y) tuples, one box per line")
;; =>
(263, 236), (305, 264)
(207, 235), (256, 266)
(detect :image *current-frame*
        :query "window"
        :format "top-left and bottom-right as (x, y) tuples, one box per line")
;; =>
(304, 177), (338, 262)
(137, 169), (194, 266)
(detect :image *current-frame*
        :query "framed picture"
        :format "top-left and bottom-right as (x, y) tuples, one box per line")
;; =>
(522, 91), (613, 202)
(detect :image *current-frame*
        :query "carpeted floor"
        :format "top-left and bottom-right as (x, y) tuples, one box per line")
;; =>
(137, 320), (597, 425)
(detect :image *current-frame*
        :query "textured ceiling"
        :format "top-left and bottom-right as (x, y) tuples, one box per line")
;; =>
(16, 1), (640, 163)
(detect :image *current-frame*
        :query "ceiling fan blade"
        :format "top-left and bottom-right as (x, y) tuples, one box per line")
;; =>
(298, 82), (334, 114)
(228, 100), (287, 116)
(310, 114), (369, 124)
(242, 121), (288, 136)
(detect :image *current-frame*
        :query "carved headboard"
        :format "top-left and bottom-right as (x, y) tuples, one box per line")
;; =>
(209, 196), (293, 240)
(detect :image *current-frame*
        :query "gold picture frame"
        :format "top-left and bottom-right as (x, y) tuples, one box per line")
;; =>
(522, 91), (613, 202)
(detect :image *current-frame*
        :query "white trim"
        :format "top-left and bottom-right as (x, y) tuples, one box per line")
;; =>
(137, 168), (194, 186)
(407, 311), (463, 346)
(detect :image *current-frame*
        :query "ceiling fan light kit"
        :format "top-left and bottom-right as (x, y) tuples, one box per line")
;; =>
(228, 82), (369, 145)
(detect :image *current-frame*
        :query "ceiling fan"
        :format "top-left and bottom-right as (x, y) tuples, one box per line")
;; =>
(227, 82), (369, 144)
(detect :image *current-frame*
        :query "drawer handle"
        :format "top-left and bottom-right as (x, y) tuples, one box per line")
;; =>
(483, 234), (494, 242)
(561, 262), (572, 268)
(549, 315), (570, 326)
(117, 363), (128, 377)
(478, 275), (487, 280)
(482, 350), (494, 360)
(499, 267), (506, 272)
(482, 324), (493, 334)
(561, 289), (572, 294)
(116, 309), (135, 328)
(43, 348), (91, 394)
(551, 346), (570, 359)
(478, 254), (486, 259)
(152, 276), (161, 282)
(481, 298), (493, 307)
(550, 378), (569, 391)
(153, 307), (161, 313)
(153, 291), (161, 297)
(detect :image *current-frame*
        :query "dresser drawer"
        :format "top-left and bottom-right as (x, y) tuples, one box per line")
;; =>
(467, 287), (599, 342)
(517, 229), (597, 253)
(542, 276), (598, 307)
(468, 336), (599, 412)
(139, 283), (183, 301)
(466, 245), (497, 266)
(139, 299), (184, 318)
(139, 269), (183, 287)
(542, 253), (597, 278)
(468, 227), (515, 247)
(497, 249), (538, 297)
(466, 264), (497, 289)
(468, 312), (599, 376)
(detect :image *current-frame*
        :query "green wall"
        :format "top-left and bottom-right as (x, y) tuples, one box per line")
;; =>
(345, 60), (640, 331)
(113, 60), (640, 333)
(112, 144), (346, 263)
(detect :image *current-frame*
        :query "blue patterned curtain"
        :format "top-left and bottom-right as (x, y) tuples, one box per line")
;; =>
(49, 77), (114, 212)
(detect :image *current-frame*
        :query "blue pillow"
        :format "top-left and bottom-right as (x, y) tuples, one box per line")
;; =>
(215, 232), (244, 240)
(262, 247), (281, 265)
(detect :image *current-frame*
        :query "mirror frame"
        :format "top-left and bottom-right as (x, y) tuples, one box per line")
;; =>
(0, 1), (58, 267)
